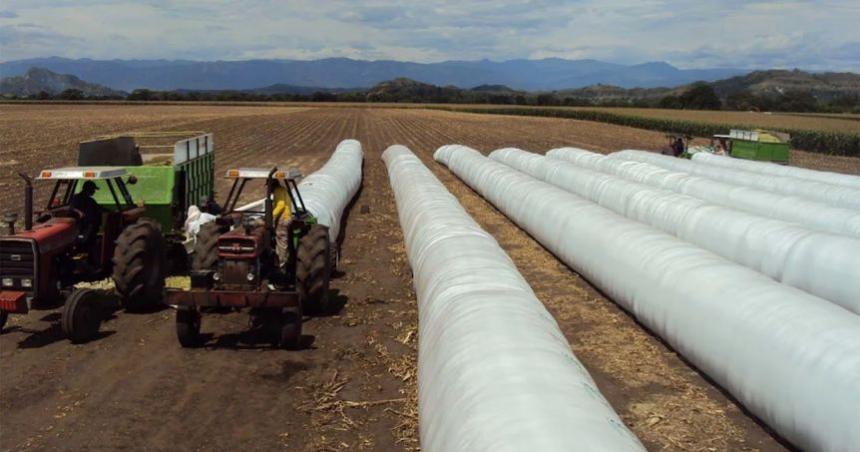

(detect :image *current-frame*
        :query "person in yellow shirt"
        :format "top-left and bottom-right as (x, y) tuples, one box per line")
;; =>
(270, 179), (292, 266)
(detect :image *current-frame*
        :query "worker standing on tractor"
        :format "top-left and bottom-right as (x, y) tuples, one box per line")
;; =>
(270, 179), (292, 266)
(672, 137), (685, 157)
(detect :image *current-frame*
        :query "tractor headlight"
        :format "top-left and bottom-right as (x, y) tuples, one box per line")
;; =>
(246, 272), (255, 282)
(212, 272), (221, 281)
(1, 278), (12, 287)
(21, 278), (32, 288)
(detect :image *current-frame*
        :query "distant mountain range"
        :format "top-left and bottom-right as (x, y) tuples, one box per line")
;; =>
(242, 83), (360, 95)
(3, 67), (858, 107)
(0, 56), (744, 91)
(0, 67), (124, 97)
(363, 78), (515, 102)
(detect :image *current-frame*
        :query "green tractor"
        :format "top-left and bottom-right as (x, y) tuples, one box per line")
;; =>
(680, 129), (791, 164)
(77, 131), (216, 273)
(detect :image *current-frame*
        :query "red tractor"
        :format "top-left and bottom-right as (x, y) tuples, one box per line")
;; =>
(167, 167), (332, 349)
(0, 167), (166, 342)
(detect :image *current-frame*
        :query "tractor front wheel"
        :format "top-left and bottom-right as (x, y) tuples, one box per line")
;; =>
(280, 311), (302, 350)
(176, 308), (202, 348)
(297, 224), (332, 316)
(113, 218), (167, 312)
(62, 289), (103, 343)
(0, 310), (8, 332)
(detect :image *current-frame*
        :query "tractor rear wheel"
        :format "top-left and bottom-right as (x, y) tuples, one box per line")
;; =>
(176, 308), (202, 348)
(112, 218), (166, 312)
(297, 224), (332, 315)
(62, 289), (103, 343)
(191, 222), (221, 271)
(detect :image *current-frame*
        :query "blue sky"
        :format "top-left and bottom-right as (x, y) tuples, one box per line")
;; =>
(1, 0), (858, 70)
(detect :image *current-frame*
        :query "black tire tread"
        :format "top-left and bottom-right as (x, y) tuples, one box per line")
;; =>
(279, 311), (302, 350)
(112, 218), (166, 311)
(62, 289), (102, 343)
(176, 308), (202, 348)
(191, 222), (220, 271)
(297, 224), (331, 315)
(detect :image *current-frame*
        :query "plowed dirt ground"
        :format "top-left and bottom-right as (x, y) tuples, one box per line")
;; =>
(2, 105), (855, 451)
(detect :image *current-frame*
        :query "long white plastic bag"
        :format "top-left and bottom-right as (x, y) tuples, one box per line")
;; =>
(609, 150), (860, 211)
(490, 147), (860, 315)
(692, 151), (860, 189)
(547, 147), (860, 238)
(233, 140), (362, 243)
(298, 139), (363, 242)
(382, 145), (644, 452)
(436, 144), (860, 452)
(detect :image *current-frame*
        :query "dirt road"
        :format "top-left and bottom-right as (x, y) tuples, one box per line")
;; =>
(3, 106), (843, 450)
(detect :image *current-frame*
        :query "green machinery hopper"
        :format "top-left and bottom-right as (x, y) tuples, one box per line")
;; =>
(77, 131), (215, 236)
(715, 129), (790, 163)
(706, 129), (790, 164)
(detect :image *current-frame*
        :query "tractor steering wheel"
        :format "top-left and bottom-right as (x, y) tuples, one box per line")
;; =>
(45, 206), (82, 220)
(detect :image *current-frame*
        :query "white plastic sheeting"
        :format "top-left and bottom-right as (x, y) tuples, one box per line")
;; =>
(692, 152), (860, 189)
(184, 206), (217, 237)
(436, 144), (860, 452)
(490, 147), (860, 314)
(382, 145), (644, 452)
(230, 140), (363, 243)
(297, 139), (363, 242)
(609, 150), (860, 211)
(547, 148), (860, 238)
(181, 205), (217, 252)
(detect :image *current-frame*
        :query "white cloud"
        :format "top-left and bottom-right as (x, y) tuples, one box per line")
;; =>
(0, 0), (857, 71)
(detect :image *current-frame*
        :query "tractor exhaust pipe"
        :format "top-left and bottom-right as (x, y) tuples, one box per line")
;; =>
(264, 168), (277, 231)
(18, 172), (33, 231)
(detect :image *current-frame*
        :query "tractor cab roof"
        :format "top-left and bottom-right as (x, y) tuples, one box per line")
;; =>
(37, 167), (128, 180)
(225, 168), (302, 181)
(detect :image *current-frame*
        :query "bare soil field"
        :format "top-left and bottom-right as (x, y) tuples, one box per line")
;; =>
(2, 105), (857, 451)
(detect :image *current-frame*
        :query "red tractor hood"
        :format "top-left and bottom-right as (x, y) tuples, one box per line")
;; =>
(10, 218), (78, 254)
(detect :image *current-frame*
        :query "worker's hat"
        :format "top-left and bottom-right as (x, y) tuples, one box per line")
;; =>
(82, 180), (100, 191)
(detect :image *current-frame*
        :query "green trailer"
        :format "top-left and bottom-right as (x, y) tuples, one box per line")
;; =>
(715, 129), (790, 163)
(686, 129), (790, 164)
(76, 132), (215, 259)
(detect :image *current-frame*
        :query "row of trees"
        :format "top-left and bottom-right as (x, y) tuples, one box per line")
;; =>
(17, 89), (125, 101)
(724, 90), (859, 113)
(658, 83), (859, 113)
(6, 85), (859, 113)
(529, 84), (858, 112)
